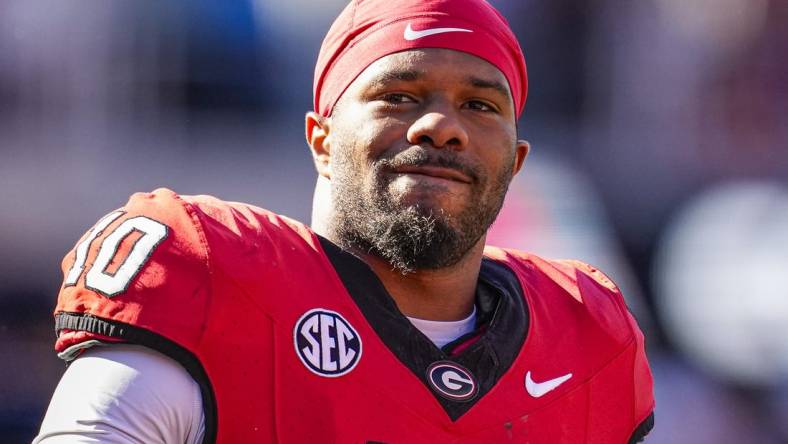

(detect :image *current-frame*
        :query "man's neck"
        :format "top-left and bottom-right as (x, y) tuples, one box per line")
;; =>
(339, 236), (485, 322)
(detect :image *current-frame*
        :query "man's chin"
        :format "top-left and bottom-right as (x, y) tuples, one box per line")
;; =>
(388, 173), (472, 194)
(385, 193), (464, 222)
(389, 180), (470, 206)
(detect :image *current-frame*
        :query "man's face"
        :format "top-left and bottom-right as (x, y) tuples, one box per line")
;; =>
(318, 48), (528, 273)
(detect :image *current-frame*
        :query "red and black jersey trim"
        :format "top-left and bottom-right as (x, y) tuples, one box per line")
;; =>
(54, 312), (218, 444)
(628, 411), (655, 443)
(318, 236), (529, 421)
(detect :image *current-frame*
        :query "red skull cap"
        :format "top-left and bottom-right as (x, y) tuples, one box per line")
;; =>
(314, 0), (528, 118)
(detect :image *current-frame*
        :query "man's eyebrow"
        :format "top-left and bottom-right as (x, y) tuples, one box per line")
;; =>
(467, 76), (511, 100)
(366, 70), (422, 88)
(363, 71), (511, 101)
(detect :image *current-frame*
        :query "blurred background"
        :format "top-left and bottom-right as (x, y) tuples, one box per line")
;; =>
(1, 0), (786, 442)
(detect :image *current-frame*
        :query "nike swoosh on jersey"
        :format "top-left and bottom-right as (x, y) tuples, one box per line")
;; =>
(525, 371), (573, 398)
(403, 23), (473, 41)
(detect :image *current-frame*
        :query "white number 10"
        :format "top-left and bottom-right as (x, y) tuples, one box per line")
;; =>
(64, 211), (169, 297)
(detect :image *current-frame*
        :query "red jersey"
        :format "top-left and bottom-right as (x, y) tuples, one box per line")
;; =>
(54, 188), (654, 443)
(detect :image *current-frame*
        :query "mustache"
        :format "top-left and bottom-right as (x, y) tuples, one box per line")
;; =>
(377, 148), (481, 183)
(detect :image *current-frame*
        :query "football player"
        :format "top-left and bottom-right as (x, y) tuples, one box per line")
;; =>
(35, 0), (654, 442)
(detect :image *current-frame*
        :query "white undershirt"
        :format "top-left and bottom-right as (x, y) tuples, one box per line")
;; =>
(34, 311), (476, 443)
(406, 305), (477, 348)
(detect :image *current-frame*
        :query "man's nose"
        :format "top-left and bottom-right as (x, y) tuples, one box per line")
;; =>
(406, 108), (469, 149)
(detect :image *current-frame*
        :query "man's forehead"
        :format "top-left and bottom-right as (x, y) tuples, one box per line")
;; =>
(364, 49), (506, 77)
(351, 49), (512, 97)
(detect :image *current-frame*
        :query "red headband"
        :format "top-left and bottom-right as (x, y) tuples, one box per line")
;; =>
(314, 0), (528, 118)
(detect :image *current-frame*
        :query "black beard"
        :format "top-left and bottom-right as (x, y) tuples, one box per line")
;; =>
(330, 146), (512, 274)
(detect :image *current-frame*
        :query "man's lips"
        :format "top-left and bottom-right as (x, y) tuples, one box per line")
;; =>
(392, 165), (473, 184)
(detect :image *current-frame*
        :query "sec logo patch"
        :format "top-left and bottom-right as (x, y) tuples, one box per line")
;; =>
(427, 361), (478, 401)
(294, 308), (362, 377)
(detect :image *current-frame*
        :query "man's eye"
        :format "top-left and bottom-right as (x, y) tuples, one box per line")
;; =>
(380, 93), (415, 104)
(464, 100), (496, 112)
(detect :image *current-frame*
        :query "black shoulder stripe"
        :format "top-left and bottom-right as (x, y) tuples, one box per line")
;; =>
(628, 411), (655, 444)
(55, 312), (218, 444)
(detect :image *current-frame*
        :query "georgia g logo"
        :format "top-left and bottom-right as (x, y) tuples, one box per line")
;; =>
(427, 361), (478, 401)
(294, 308), (362, 377)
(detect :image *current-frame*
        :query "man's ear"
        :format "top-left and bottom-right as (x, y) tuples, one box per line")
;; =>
(305, 111), (332, 179)
(512, 139), (531, 176)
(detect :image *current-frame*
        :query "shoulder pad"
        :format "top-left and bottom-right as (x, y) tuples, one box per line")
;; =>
(485, 248), (638, 348)
(55, 188), (210, 358)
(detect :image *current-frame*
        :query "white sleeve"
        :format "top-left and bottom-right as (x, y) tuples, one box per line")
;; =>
(33, 344), (205, 444)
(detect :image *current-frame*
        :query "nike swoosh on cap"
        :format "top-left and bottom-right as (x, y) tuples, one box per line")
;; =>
(525, 371), (573, 398)
(403, 23), (473, 41)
